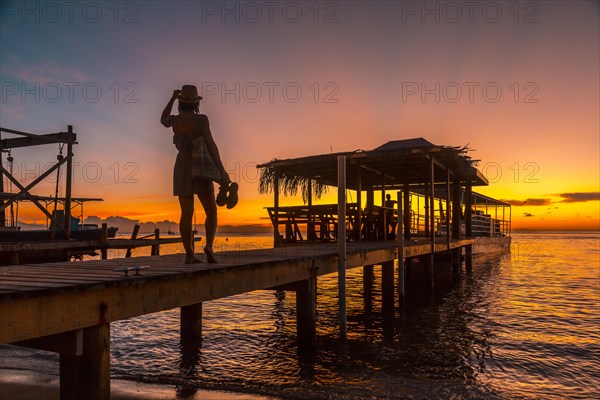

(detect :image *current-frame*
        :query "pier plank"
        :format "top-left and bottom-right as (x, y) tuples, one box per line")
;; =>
(1, 239), (475, 344)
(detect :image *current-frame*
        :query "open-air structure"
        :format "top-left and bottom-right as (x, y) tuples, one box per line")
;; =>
(257, 138), (511, 247)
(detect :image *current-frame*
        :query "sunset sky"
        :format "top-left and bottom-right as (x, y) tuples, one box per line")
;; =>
(1, 0), (598, 231)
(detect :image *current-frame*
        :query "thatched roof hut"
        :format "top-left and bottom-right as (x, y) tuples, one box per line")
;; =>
(258, 138), (488, 201)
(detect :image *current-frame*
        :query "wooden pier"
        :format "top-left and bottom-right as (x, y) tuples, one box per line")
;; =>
(0, 238), (475, 399)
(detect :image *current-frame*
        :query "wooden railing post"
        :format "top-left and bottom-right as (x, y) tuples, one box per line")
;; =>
(100, 223), (108, 260)
(125, 224), (140, 258)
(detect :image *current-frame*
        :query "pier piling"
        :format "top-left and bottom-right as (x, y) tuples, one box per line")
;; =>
(181, 303), (203, 344)
(59, 323), (110, 400)
(465, 245), (473, 273)
(296, 277), (317, 348)
(363, 265), (374, 312)
(382, 261), (395, 313)
(397, 191), (405, 302)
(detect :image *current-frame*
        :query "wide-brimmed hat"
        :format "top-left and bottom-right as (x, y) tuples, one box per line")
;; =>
(178, 84), (202, 103)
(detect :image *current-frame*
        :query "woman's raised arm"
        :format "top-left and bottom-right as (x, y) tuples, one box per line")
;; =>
(160, 90), (180, 127)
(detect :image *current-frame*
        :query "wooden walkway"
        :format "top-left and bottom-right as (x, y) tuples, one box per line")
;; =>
(0, 238), (474, 399)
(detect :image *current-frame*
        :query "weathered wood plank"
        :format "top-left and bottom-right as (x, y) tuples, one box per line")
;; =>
(0, 239), (479, 344)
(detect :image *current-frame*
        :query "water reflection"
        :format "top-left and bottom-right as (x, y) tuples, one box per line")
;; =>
(177, 340), (201, 399)
(3, 233), (597, 399)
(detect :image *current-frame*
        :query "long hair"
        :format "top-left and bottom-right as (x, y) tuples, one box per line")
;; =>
(178, 102), (199, 113)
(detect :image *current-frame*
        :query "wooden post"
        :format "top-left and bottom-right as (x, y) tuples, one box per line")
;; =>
(381, 178), (387, 240)
(424, 182), (429, 237)
(125, 224), (140, 258)
(465, 245), (473, 273)
(381, 261), (395, 313)
(273, 172), (280, 247)
(296, 277), (317, 349)
(509, 206), (512, 237)
(403, 184), (410, 240)
(63, 125), (74, 237)
(307, 179), (315, 241)
(355, 167), (362, 241)
(151, 228), (160, 256)
(452, 179), (461, 240)
(446, 169), (451, 245)
(382, 261), (395, 340)
(430, 157), (436, 243)
(397, 191), (405, 302)
(465, 184), (472, 238)
(0, 135), (4, 228)
(452, 246), (461, 278)
(181, 303), (202, 344)
(337, 155), (347, 339)
(428, 157), (435, 289)
(100, 223), (108, 260)
(465, 183), (473, 273)
(363, 264), (374, 312)
(60, 323), (110, 400)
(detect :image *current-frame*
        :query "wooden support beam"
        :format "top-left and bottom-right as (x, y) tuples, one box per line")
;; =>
(363, 264), (374, 312)
(452, 248), (461, 279)
(296, 277), (316, 349)
(426, 253), (435, 289)
(337, 155), (347, 339)
(397, 192), (405, 302)
(381, 178), (386, 240)
(452, 180), (462, 240)
(0, 135), (4, 228)
(355, 167), (362, 241)
(0, 131), (77, 150)
(446, 169), (451, 245)
(63, 127), (74, 236)
(273, 172), (281, 247)
(403, 184), (411, 240)
(465, 184), (473, 238)
(382, 261), (394, 311)
(100, 223), (108, 260)
(358, 162), (395, 182)
(0, 155), (72, 235)
(307, 179), (316, 241)
(465, 245), (473, 273)
(152, 229), (161, 256)
(181, 303), (202, 344)
(424, 182), (430, 236)
(429, 157), (435, 244)
(15, 329), (83, 356)
(60, 323), (110, 400)
(125, 225), (140, 258)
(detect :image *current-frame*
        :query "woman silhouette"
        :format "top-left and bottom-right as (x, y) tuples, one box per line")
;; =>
(161, 85), (230, 263)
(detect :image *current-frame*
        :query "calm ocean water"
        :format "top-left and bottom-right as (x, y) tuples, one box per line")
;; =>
(1, 231), (599, 399)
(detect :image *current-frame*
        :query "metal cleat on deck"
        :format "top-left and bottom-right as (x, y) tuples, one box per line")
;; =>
(113, 266), (150, 277)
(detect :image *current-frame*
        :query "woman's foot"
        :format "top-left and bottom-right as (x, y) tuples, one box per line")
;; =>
(184, 253), (202, 264)
(204, 246), (217, 263)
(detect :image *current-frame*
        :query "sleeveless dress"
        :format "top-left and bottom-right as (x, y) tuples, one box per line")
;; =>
(173, 133), (214, 196)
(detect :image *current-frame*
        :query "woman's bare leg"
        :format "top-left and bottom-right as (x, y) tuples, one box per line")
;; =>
(197, 188), (217, 262)
(178, 195), (201, 263)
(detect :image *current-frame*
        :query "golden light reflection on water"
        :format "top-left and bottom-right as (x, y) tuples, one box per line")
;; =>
(7, 232), (598, 399)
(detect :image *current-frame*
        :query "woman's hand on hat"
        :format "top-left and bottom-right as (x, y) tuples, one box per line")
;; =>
(172, 89), (181, 99)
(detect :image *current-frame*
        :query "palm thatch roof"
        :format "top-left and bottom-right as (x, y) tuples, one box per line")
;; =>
(258, 138), (486, 200)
